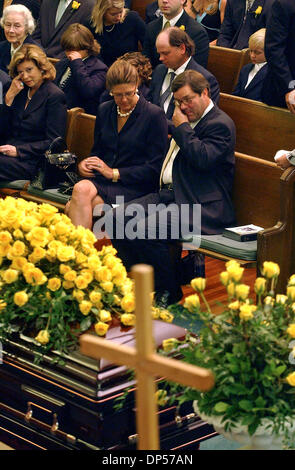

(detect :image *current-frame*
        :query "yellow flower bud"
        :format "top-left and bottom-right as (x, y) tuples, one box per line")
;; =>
(2, 268), (19, 284)
(64, 270), (77, 282)
(254, 277), (267, 295)
(226, 282), (236, 298)
(262, 261), (280, 279)
(121, 313), (136, 326)
(159, 310), (174, 323)
(287, 324), (295, 338)
(35, 329), (50, 345)
(0, 300), (7, 310)
(79, 300), (92, 315)
(94, 321), (109, 336)
(226, 264), (244, 282)
(287, 286), (295, 301)
(183, 294), (200, 312)
(99, 309), (112, 322)
(14, 291), (28, 307)
(220, 271), (230, 286)
(190, 277), (206, 292)
(235, 284), (250, 301)
(101, 281), (113, 293)
(264, 295), (274, 306)
(286, 372), (295, 387)
(89, 290), (102, 305)
(228, 300), (240, 310)
(239, 304), (254, 321)
(276, 294), (288, 305)
(121, 293), (135, 313)
(288, 274), (295, 286)
(162, 338), (178, 352)
(155, 389), (168, 407)
(47, 277), (61, 292)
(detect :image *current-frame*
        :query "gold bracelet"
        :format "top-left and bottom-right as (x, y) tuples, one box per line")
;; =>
(112, 168), (119, 182)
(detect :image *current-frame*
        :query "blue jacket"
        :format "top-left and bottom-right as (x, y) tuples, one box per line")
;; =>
(233, 63), (268, 101)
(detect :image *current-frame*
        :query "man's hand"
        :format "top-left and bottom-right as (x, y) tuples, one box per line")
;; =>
(172, 104), (189, 127)
(285, 90), (295, 114)
(0, 145), (18, 157)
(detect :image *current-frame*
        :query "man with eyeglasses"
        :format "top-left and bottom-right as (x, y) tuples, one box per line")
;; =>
(149, 26), (219, 119)
(110, 70), (236, 307)
(142, 0), (209, 69)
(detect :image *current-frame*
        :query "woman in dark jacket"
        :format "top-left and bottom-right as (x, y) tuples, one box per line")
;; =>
(0, 4), (40, 72)
(0, 44), (67, 181)
(66, 59), (168, 229)
(55, 23), (108, 115)
(91, 0), (146, 67)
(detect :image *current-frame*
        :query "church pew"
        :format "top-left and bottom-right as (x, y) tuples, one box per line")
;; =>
(131, 0), (155, 19)
(219, 93), (295, 161)
(192, 152), (295, 292)
(207, 45), (251, 94)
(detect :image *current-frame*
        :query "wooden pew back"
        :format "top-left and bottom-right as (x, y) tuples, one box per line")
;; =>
(67, 110), (96, 161)
(131, 0), (154, 19)
(219, 93), (295, 161)
(207, 46), (251, 93)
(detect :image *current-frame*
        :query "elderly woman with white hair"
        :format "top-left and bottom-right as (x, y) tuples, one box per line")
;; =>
(0, 4), (40, 73)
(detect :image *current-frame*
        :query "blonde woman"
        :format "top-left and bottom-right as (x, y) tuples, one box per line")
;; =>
(91, 0), (146, 66)
(185, 0), (227, 43)
(0, 44), (67, 181)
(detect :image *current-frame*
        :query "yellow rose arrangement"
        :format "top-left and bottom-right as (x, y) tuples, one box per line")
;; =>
(0, 197), (148, 356)
(160, 260), (295, 441)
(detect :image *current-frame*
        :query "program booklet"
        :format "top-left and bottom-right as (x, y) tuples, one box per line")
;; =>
(222, 224), (264, 242)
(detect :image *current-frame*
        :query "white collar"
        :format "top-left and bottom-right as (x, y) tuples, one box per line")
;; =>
(168, 57), (191, 76)
(190, 100), (214, 128)
(162, 9), (184, 28)
(253, 62), (267, 72)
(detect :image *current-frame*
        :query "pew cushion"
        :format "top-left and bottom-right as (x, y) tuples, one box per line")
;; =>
(184, 234), (257, 261)
(0, 180), (29, 189)
(26, 185), (72, 204)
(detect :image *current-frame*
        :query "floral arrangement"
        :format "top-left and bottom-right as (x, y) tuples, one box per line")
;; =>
(0, 197), (145, 356)
(160, 260), (295, 440)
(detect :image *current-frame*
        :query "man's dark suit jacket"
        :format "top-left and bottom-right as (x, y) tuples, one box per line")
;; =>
(0, 0), (40, 41)
(262, 0), (295, 108)
(142, 10), (209, 69)
(0, 69), (11, 97)
(90, 94), (168, 203)
(0, 35), (40, 73)
(32, 0), (95, 59)
(55, 55), (108, 115)
(169, 105), (236, 234)
(217, 0), (274, 49)
(148, 57), (220, 118)
(233, 63), (268, 102)
(0, 80), (67, 180)
(145, 1), (161, 23)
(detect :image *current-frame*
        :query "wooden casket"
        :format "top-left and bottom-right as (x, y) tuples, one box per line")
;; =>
(0, 321), (215, 450)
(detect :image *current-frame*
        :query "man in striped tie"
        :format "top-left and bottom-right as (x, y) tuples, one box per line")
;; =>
(108, 70), (236, 307)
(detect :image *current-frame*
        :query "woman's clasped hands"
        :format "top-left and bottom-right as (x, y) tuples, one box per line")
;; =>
(79, 156), (114, 179)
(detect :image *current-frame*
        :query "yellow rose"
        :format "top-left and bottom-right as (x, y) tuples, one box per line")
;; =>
(0, 300), (7, 310)
(226, 264), (244, 283)
(63, 280), (75, 289)
(64, 270), (77, 282)
(264, 295), (274, 306)
(80, 269), (93, 284)
(228, 300), (240, 310)
(286, 372), (295, 387)
(151, 306), (161, 319)
(103, 254), (118, 269)
(87, 254), (102, 271)
(289, 274), (295, 286)
(95, 266), (112, 282)
(99, 309), (112, 322)
(10, 240), (26, 257)
(262, 261), (280, 279)
(75, 275), (89, 290)
(14, 291), (28, 307)
(59, 264), (71, 275)
(287, 324), (295, 338)
(10, 256), (28, 271)
(47, 277), (61, 292)
(0, 230), (12, 244)
(56, 245), (76, 262)
(24, 267), (47, 285)
(276, 294), (288, 304)
(254, 277), (267, 295)
(190, 277), (206, 292)
(72, 1), (81, 10)
(79, 300), (93, 315)
(89, 290), (102, 305)
(159, 310), (174, 323)
(162, 338), (178, 352)
(121, 293), (135, 313)
(235, 284), (250, 300)
(179, 24), (185, 30)
(2, 208), (21, 228)
(35, 329), (50, 345)
(121, 313), (136, 326)
(2, 268), (19, 284)
(73, 289), (85, 302)
(94, 321), (109, 336)
(220, 271), (230, 286)
(155, 389), (168, 407)
(255, 5), (262, 15)
(239, 304), (254, 321)
(39, 203), (58, 220)
(53, 221), (71, 236)
(183, 294), (200, 312)
(26, 226), (50, 247)
(287, 286), (295, 301)
(13, 229), (24, 239)
(29, 246), (46, 263)
(101, 281), (113, 293)
(75, 251), (88, 265)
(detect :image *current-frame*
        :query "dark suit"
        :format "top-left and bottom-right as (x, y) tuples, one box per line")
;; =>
(262, 0), (295, 108)
(111, 104), (236, 299)
(0, 81), (67, 181)
(0, 69), (11, 98)
(32, 0), (95, 59)
(0, 0), (40, 41)
(233, 62), (268, 101)
(145, 1), (161, 23)
(89, 94), (168, 203)
(55, 55), (108, 115)
(0, 35), (40, 73)
(217, 0), (274, 49)
(142, 10), (209, 69)
(149, 57), (220, 118)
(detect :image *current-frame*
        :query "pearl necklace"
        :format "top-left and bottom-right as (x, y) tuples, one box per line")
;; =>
(105, 23), (115, 32)
(117, 104), (136, 117)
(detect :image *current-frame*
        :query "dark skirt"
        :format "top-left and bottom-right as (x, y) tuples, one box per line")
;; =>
(89, 176), (153, 206)
(0, 154), (38, 181)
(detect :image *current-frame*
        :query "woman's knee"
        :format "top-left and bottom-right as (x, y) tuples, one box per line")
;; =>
(71, 180), (97, 202)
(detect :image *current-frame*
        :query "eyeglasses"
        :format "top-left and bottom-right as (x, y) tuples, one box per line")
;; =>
(110, 90), (137, 99)
(4, 22), (24, 30)
(174, 94), (196, 107)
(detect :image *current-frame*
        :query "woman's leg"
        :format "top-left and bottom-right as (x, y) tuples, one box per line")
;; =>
(67, 179), (102, 229)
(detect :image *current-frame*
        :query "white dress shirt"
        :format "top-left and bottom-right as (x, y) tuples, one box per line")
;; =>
(245, 62), (267, 88)
(162, 9), (184, 29)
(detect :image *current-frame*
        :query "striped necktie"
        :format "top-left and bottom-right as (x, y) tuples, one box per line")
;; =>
(159, 71), (176, 110)
(55, 0), (69, 27)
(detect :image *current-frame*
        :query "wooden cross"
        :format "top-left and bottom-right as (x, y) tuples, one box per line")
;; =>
(80, 264), (214, 450)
